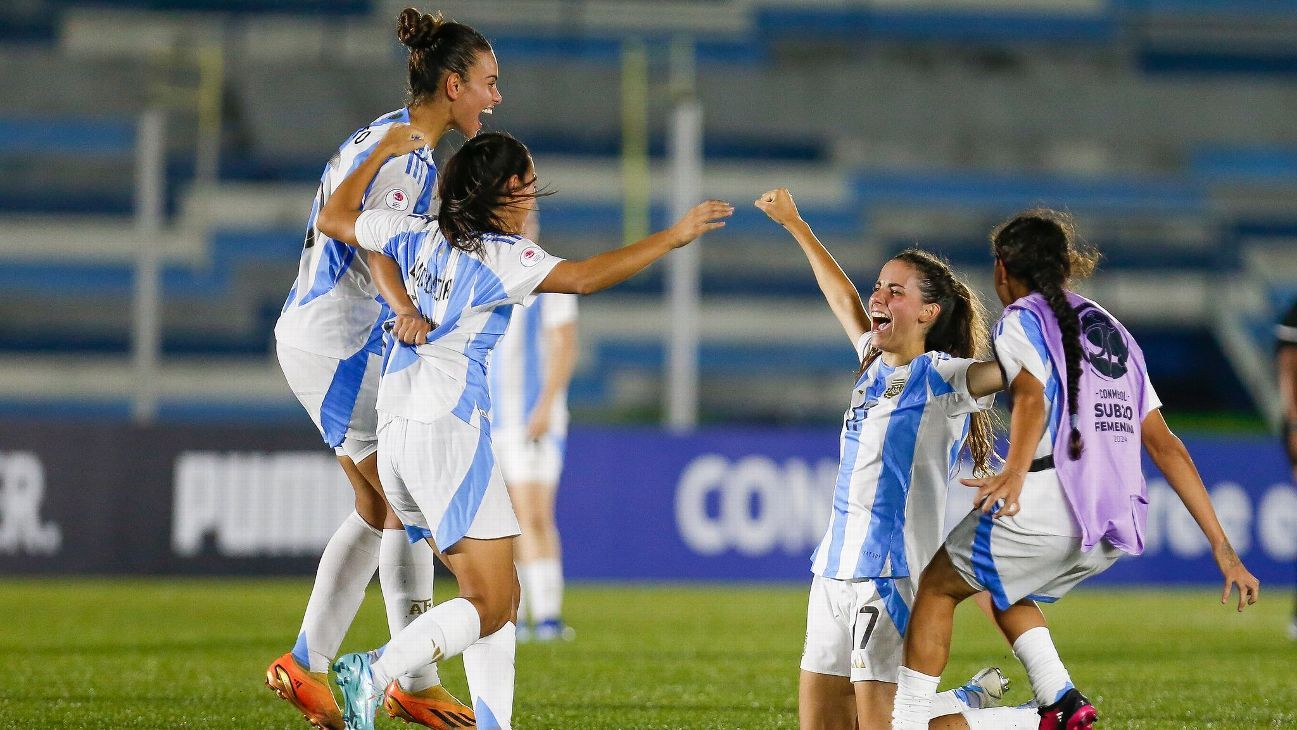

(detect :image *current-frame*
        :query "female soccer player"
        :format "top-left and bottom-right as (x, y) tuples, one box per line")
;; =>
(892, 209), (1261, 730)
(266, 8), (498, 729)
(489, 212), (580, 643)
(756, 188), (1009, 729)
(316, 125), (731, 730)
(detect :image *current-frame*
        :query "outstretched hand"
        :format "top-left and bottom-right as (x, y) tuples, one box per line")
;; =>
(754, 188), (802, 228)
(960, 469), (1026, 518)
(377, 123), (429, 159)
(668, 200), (733, 248)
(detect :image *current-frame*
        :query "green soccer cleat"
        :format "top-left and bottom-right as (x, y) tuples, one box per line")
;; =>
(332, 651), (382, 730)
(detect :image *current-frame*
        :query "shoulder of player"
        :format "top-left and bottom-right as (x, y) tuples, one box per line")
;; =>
(992, 307), (1033, 340)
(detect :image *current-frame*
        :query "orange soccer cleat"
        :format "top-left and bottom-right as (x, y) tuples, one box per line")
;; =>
(265, 652), (344, 730)
(383, 681), (476, 729)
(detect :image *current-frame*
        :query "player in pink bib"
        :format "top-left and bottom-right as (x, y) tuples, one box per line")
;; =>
(892, 209), (1260, 730)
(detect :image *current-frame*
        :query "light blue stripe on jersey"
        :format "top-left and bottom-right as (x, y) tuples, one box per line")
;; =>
(452, 307), (513, 423)
(296, 140), (386, 307)
(434, 418), (496, 551)
(856, 357), (933, 578)
(874, 578), (912, 636)
(972, 511), (1011, 610)
(317, 311), (384, 447)
(1017, 310), (1064, 442)
(522, 298), (543, 419)
(818, 362), (894, 576)
(426, 254), (489, 346)
(947, 417), (970, 480)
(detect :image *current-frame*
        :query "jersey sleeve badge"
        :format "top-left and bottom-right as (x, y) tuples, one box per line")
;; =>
(385, 189), (411, 211)
(519, 244), (546, 268)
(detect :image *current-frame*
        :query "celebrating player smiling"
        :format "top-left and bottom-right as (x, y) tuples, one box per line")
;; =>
(756, 188), (1010, 729)
(266, 8), (501, 729)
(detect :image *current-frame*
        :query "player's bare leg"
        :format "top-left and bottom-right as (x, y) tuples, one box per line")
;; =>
(854, 678), (897, 729)
(510, 479), (569, 640)
(905, 548), (980, 677)
(797, 670), (855, 730)
(891, 548), (980, 729)
(989, 598), (1095, 728)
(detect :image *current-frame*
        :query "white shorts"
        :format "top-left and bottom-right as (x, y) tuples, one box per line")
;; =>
(493, 429), (566, 486)
(944, 509), (1123, 611)
(276, 341), (380, 463)
(378, 412), (521, 552)
(800, 574), (915, 684)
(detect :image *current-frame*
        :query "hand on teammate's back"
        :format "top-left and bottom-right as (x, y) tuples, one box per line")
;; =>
(754, 187), (802, 227)
(667, 200), (733, 247)
(377, 122), (429, 159)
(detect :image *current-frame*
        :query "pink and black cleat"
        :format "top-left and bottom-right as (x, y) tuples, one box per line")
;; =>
(1037, 688), (1098, 730)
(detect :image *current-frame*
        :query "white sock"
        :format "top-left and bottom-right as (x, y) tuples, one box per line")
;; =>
(295, 512), (381, 672)
(892, 666), (940, 730)
(523, 558), (564, 624)
(1012, 626), (1073, 706)
(379, 531), (441, 691)
(371, 597), (481, 690)
(463, 622), (516, 730)
(962, 707), (1041, 730)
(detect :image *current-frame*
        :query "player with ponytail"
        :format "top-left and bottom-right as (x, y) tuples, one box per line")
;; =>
(267, 8), (499, 729)
(893, 210), (1260, 730)
(757, 189), (1013, 729)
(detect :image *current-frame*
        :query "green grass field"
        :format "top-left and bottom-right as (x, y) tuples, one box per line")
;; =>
(0, 578), (1292, 728)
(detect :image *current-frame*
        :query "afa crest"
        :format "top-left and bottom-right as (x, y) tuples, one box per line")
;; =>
(882, 378), (907, 399)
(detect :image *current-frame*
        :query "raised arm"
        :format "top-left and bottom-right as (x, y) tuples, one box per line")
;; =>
(535, 200), (732, 295)
(755, 188), (869, 346)
(1141, 408), (1260, 611)
(316, 124), (428, 246)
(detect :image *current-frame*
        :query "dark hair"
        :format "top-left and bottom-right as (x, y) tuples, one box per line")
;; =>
(438, 132), (545, 255)
(396, 8), (492, 106)
(991, 208), (1100, 460)
(860, 248), (998, 476)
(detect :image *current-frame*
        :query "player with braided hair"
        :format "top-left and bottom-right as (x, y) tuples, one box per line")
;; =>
(893, 209), (1260, 730)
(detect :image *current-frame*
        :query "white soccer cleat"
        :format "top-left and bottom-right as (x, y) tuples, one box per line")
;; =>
(955, 666), (1011, 709)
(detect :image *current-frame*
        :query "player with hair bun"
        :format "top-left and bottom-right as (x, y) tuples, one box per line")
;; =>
(266, 7), (498, 729)
(893, 209), (1261, 730)
(756, 188), (1013, 729)
(317, 125), (731, 730)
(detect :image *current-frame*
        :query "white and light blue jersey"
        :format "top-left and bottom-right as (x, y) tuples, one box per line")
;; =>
(489, 293), (578, 437)
(275, 108), (437, 360)
(353, 210), (563, 426)
(811, 333), (993, 581)
(993, 308), (1160, 537)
